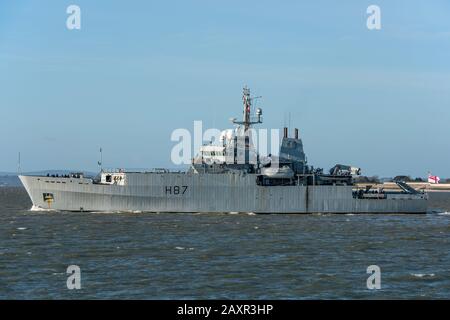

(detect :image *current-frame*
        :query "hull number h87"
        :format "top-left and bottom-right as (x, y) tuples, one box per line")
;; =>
(165, 186), (188, 195)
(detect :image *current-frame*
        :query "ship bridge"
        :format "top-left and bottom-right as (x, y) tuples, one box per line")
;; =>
(198, 145), (226, 164)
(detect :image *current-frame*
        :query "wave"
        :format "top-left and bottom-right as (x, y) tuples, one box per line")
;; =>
(411, 273), (435, 278)
(175, 246), (194, 250)
(29, 205), (57, 212)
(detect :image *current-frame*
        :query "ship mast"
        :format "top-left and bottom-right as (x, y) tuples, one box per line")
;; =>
(243, 86), (251, 131)
(232, 86), (262, 131)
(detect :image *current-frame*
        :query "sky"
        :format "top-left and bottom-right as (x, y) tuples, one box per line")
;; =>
(0, 0), (449, 177)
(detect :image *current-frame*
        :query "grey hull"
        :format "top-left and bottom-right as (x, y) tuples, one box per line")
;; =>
(19, 173), (428, 214)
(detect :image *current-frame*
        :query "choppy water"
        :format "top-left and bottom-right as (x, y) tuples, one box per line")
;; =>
(1, 187), (450, 299)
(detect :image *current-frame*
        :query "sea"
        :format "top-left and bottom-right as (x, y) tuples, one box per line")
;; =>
(1, 186), (450, 299)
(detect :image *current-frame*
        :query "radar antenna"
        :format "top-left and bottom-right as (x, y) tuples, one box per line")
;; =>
(232, 86), (263, 131)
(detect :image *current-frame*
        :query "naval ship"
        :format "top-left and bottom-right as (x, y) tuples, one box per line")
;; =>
(20, 88), (428, 213)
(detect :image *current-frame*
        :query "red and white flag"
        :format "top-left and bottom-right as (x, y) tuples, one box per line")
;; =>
(428, 173), (440, 184)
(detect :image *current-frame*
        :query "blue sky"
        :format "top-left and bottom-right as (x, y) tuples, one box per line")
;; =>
(1, 0), (449, 177)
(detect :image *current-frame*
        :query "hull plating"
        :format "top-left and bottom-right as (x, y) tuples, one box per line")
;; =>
(19, 174), (428, 214)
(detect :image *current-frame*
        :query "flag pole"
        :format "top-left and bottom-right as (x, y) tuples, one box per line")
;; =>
(17, 152), (21, 174)
(98, 147), (103, 172)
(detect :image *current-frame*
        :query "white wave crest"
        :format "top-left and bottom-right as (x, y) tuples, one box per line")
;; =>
(411, 273), (435, 278)
(175, 246), (194, 251)
(30, 205), (56, 212)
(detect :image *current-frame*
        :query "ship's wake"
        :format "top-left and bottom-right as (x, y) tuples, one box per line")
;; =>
(29, 205), (57, 212)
